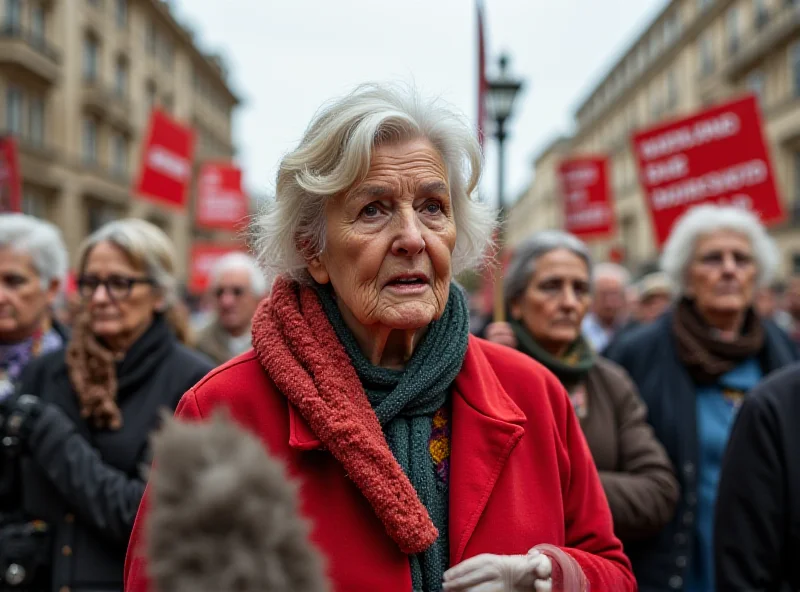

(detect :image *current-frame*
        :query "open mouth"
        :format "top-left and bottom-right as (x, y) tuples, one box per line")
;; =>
(386, 274), (430, 288)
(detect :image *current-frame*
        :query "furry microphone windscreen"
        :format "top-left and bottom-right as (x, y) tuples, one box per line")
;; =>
(145, 410), (330, 592)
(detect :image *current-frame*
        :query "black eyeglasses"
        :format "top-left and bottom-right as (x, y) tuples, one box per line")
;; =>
(215, 286), (246, 299)
(77, 274), (155, 302)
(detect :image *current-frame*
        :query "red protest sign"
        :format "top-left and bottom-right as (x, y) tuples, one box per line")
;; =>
(558, 156), (615, 240)
(0, 137), (21, 213)
(135, 110), (195, 209)
(189, 242), (245, 294)
(631, 94), (784, 246)
(195, 163), (249, 230)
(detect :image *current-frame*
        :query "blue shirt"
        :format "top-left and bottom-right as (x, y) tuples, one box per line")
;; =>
(684, 358), (762, 592)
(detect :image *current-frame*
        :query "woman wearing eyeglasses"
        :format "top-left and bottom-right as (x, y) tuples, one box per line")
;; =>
(0, 219), (213, 592)
(605, 204), (800, 592)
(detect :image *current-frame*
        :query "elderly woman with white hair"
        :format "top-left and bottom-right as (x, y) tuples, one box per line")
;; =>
(0, 219), (213, 592)
(125, 84), (635, 592)
(195, 252), (267, 365)
(605, 204), (799, 592)
(0, 214), (69, 401)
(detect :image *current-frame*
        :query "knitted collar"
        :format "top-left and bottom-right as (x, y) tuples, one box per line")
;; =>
(250, 277), (439, 555)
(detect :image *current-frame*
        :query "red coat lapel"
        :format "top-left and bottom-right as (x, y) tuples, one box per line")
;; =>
(449, 336), (527, 565)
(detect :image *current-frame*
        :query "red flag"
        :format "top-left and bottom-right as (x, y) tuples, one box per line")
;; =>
(477, 0), (487, 149)
(0, 137), (21, 213)
(195, 162), (249, 231)
(135, 110), (195, 209)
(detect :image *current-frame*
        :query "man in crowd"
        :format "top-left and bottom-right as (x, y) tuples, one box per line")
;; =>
(775, 274), (800, 344)
(582, 262), (631, 352)
(195, 252), (266, 365)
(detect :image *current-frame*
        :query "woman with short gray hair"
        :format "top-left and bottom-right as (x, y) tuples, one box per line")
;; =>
(0, 219), (212, 592)
(0, 213), (68, 400)
(605, 204), (799, 591)
(126, 82), (636, 592)
(486, 230), (678, 543)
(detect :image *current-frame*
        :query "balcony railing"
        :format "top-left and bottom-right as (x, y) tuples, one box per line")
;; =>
(0, 22), (59, 63)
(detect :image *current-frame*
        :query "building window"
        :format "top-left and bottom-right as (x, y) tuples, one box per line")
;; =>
(111, 133), (127, 175)
(754, 0), (769, 29)
(5, 86), (23, 135)
(664, 13), (680, 45)
(114, 57), (127, 97)
(699, 0), (713, 12)
(146, 19), (156, 55)
(4, 0), (21, 30)
(792, 42), (800, 97)
(727, 7), (739, 54)
(145, 80), (156, 112)
(28, 96), (44, 146)
(115, 0), (126, 28)
(87, 202), (118, 233)
(699, 32), (715, 75)
(160, 39), (174, 71)
(83, 35), (99, 82)
(82, 117), (97, 164)
(22, 186), (47, 218)
(747, 70), (765, 103)
(30, 3), (45, 45)
(667, 70), (679, 107)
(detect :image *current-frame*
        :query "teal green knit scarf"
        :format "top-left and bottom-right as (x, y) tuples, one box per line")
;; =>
(313, 282), (469, 592)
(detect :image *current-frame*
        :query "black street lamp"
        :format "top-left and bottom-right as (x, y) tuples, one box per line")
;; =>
(484, 53), (524, 322)
(485, 54), (524, 216)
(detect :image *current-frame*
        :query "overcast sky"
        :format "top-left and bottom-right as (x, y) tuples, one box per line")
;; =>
(171, 0), (666, 208)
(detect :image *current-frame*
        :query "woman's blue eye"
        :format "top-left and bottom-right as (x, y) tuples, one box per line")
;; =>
(425, 202), (441, 214)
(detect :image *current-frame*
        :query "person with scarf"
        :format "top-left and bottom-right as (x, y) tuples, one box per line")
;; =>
(124, 83), (635, 592)
(0, 214), (69, 402)
(605, 204), (800, 592)
(485, 230), (679, 548)
(0, 219), (213, 592)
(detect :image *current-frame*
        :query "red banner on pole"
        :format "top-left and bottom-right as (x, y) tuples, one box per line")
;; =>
(189, 242), (245, 294)
(631, 94), (784, 246)
(195, 163), (248, 230)
(0, 137), (21, 213)
(558, 156), (615, 240)
(135, 110), (195, 209)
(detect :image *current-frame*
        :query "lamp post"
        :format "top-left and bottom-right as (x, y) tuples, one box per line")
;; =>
(485, 53), (524, 321)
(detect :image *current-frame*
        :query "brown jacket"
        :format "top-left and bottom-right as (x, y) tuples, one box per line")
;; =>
(575, 357), (680, 541)
(195, 319), (235, 366)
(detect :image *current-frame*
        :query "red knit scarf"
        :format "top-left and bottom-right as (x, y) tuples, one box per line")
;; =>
(250, 277), (438, 555)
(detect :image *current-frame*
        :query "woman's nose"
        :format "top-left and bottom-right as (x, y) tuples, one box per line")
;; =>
(92, 284), (112, 304)
(391, 212), (425, 256)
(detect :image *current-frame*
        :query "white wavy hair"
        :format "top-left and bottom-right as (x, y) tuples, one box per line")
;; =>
(251, 82), (496, 287)
(661, 204), (779, 293)
(209, 252), (267, 297)
(0, 213), (67, 287)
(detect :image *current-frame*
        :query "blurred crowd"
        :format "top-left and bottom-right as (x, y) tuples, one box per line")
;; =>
(2, 82), (800, 592)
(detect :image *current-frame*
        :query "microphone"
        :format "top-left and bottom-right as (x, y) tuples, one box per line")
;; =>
(145, 410), (329, 592)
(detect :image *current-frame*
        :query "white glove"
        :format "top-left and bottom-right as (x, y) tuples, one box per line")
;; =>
(442, 548), (553, 592)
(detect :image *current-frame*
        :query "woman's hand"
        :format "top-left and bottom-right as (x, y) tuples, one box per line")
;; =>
(484, 322), (518, 349)
(442, 549), (553, 591)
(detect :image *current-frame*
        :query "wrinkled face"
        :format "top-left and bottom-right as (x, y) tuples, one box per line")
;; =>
(213, 268), (261, 334)
(686, 230), (757, 318)
(637, 292), (672, 324)
(0, 247), (59, 342)
(592, 275), (626, 326)
(511, 249), (591, 353)
(308, 138), (456, 331)
(79, 241), (164, 346)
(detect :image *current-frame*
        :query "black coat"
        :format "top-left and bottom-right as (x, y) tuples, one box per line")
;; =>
(0, 317), (213, 592)
(715, 362), (800, 591)
(604, 310), (799, 592)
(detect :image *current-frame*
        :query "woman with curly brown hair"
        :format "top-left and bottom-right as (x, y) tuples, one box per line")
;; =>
(0, 219), (212, 592)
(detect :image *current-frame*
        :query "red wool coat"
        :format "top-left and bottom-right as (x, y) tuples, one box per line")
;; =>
(124, 336), (636, 591)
